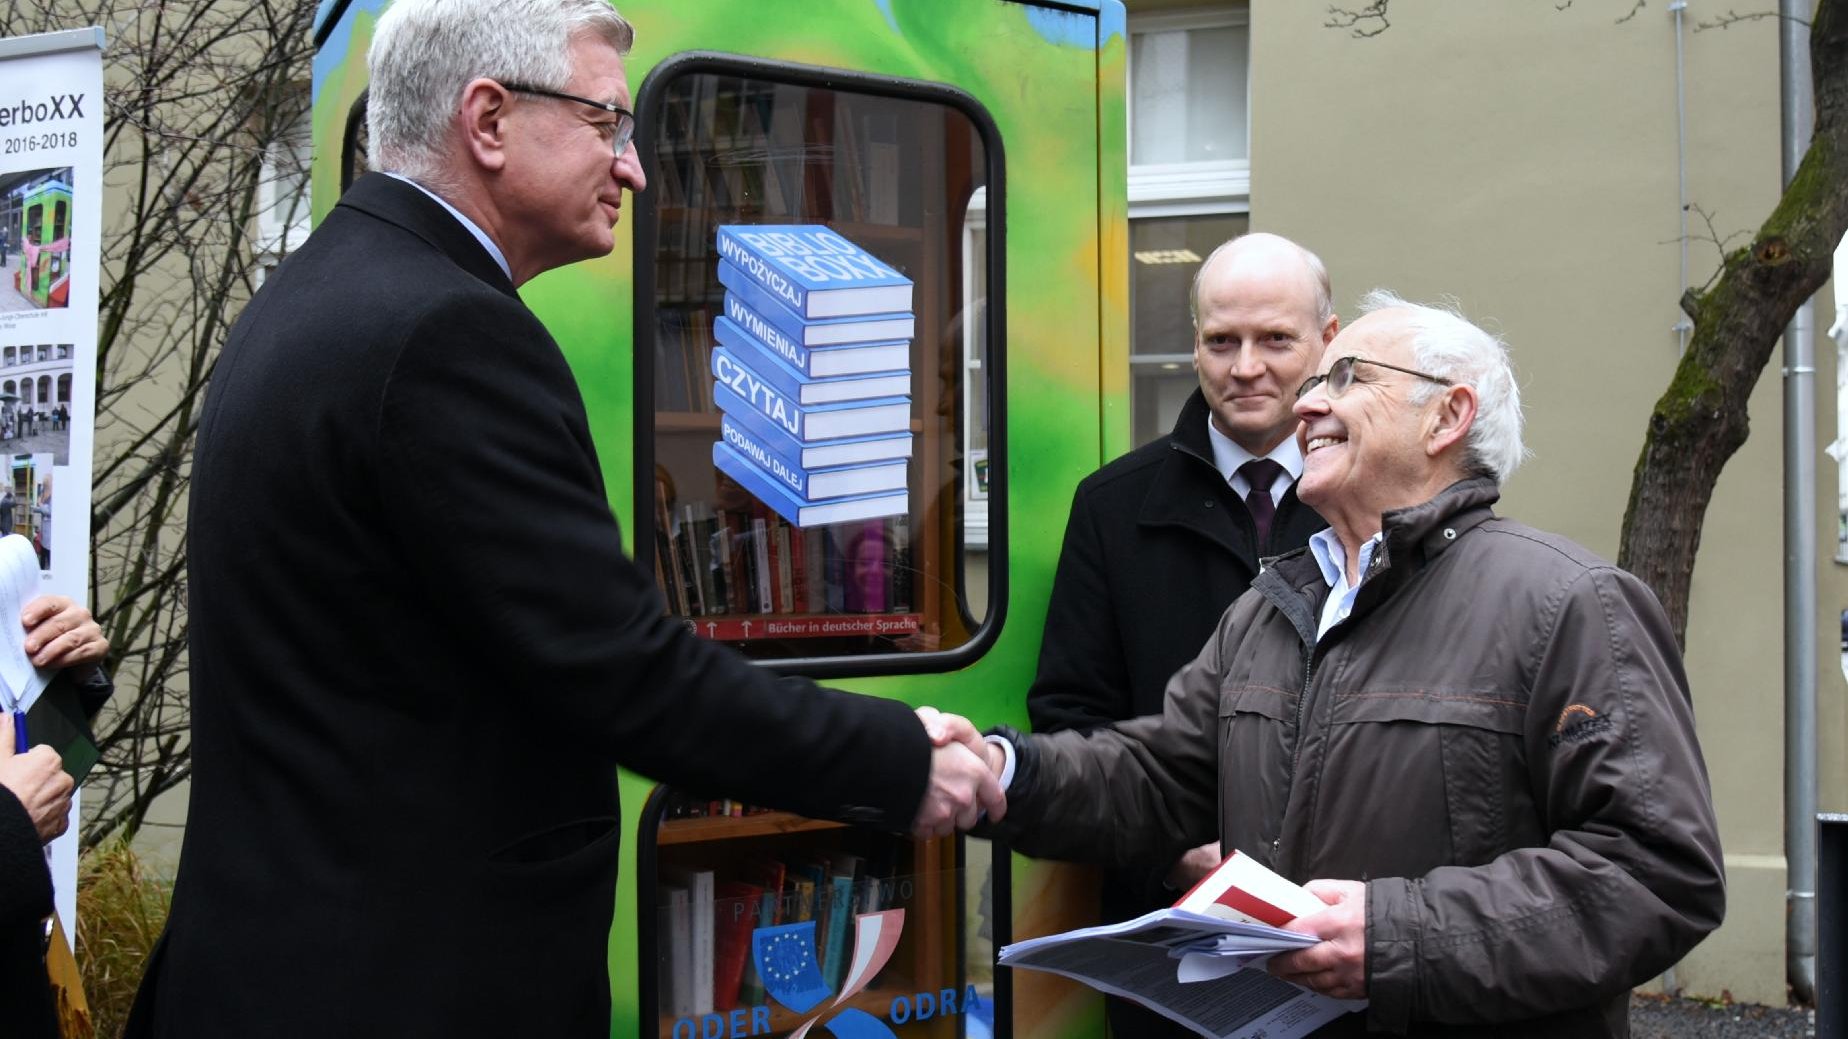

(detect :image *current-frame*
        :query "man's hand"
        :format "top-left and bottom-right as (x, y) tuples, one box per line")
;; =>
(914, 705), (984, 755)
(1165, 841), (1223, 891)
(22, 594), (107, 670)
(1267, 878), (1367, 1000)
(0, 712), (72, 844)
(911, 738), (1005, 839)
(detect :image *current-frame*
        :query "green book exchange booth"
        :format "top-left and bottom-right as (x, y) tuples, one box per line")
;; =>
(310, 1), (1131, 1035)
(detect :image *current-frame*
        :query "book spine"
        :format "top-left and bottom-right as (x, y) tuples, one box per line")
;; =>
(803, 527), (826, 613)
(737, 887), (776, 1007)
(765, 515), (785, 613)
(721, 510), (750, 615)
(720, 413), (807, 494)
(716, 385), (811, 464)
(751, 514), (773, 613)
(714, 383), (810, 498)
(675, 505), (704, 616)
(775, 522), (795, 615)
(722, 278), (814, 367)
(709, 341), (807, 440)
(822, 873), (855, 989)
(653, 476), (686, 616)
(824, 526), (846, 613)
(716, 226), (811, 316)
(851, 519), (887, 613)
(692, 871), (715, 1016)
(712, 882), (760, 1011)
(665, 886), (693, 1018)
(789, 524), (808, 614)
(695, 510), (721, 615)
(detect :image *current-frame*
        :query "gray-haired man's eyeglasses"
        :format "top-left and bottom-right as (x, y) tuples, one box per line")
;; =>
(1297, 356), (1453, 400)
(498, 82), (637, 158)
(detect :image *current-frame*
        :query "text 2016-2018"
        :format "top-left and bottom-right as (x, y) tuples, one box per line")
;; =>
(3, 130), (77, 154)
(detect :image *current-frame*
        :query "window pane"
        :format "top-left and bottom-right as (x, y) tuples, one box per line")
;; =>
(1131, 23), (1249, 165)
(647, 71), (993, 663)
(1128, 212), (1247, 446)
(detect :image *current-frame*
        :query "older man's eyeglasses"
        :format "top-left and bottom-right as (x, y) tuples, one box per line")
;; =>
(1296, 356), (1453, 400)
(499, 82), (637, 158)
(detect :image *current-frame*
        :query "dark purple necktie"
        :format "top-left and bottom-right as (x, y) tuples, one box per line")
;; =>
(1239, 459), (1286, 552)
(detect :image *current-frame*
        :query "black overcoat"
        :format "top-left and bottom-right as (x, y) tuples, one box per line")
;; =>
(126, 174), (928, 1038)
(1027, 387), (1325, 913)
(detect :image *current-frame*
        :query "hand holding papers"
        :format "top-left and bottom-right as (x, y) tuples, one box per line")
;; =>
(998, 850), (1365, 1039)
(0, 711), (73, 842)
(0, 533), (53, 715)
(0, 535), (106, 783)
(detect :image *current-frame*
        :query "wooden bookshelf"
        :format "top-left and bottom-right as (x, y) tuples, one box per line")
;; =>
(657, 810), (848, 846)
(645, 68), (983, 661)
(650, 794), (968, 1039)
(697, 612), (923, 642)
(656, 974), (965, 1037)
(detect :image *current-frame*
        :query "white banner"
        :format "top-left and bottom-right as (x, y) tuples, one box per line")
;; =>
(0, 26), (105, 945)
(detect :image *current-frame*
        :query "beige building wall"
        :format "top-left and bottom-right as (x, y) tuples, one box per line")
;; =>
(1245, 0), (1846, 1005)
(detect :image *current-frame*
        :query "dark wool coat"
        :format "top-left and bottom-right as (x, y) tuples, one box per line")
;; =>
(2, 665), (113, 1039)
(126, 174), (930, 1039)
(0, 782), (56, 1039)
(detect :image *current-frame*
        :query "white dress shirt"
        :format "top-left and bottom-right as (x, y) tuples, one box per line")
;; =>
(1205, 417), (1304, 505)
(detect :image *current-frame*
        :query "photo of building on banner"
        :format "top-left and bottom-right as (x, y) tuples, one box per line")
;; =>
(0, 26), (107, 1001)
(709, 224), (914, 529)
(2, 167), (74, 313)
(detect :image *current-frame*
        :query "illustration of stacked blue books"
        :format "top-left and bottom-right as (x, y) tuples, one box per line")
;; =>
(710, 225), (914, 528)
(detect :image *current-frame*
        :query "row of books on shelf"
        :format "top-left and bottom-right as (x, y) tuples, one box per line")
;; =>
(708, 225), (916, 529)
(658, 847), (907, 1019)
(654, 486), (916, 622)
(659, 792), (775, 821)
(651, 81), (908, 252)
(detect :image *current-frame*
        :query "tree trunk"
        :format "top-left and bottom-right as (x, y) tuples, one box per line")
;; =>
(1618, 0), (1848, 646)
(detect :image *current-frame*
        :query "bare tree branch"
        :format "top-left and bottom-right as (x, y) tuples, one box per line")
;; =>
(1317, 0), (1848, 651)
(1696, 9), (1809, 32)
(1326, 1), (1391, 39)
(2, 0), (318, 848)
(1658, 203), (1755, 295)
(1330, 0), (1659, 37)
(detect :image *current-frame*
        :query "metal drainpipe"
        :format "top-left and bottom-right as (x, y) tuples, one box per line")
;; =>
(1663, 4), (1691, 996)
(1673, 0), (1692, 355)
(1781, 0), (1820, 1006)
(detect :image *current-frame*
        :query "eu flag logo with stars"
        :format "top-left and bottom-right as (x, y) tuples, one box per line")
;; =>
(752, 921), (831, 1014)
(750, 908), (907, 1038)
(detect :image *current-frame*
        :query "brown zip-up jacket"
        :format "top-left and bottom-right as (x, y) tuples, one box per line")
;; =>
(997, 478), (1725, 1036)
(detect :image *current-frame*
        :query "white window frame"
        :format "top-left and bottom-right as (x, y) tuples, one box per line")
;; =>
(1126, 7), (1250, 439)
(1126, 7), (1251, 211)
(254, 95), (313, 280)
(963, 187), (990, 549)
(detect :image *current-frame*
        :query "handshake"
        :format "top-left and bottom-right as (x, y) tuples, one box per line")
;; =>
(908, 706), (1008, 839)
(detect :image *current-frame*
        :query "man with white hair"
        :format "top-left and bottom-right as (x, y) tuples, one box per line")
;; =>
(986, 292), (1725, 1036)
(125, 2), (999, 1036)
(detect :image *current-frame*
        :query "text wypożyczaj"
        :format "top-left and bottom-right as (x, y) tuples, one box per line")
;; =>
(711, 226), (914, 529)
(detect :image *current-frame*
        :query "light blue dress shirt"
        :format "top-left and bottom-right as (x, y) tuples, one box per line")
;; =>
(1308, 527), (1384, 641)
(383, 172), (512, 282)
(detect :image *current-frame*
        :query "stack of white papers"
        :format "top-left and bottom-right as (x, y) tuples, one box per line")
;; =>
(0, 534), (50, 714)
(998, 850), (1366, 1039)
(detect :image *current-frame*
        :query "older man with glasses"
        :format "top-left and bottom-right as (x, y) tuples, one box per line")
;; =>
(983, 290), (1725, 1037)
(126, 2), (1001, 1036)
